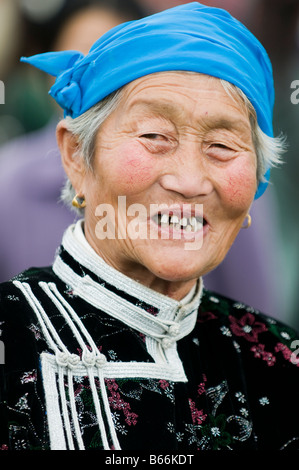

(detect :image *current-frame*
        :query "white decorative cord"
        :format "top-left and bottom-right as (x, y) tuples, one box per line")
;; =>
(14, 280), (121, 450)
(41, 282), (121, 450)
(97, 370), (120, 449)
(14, 281), (77, 449)
(58, 366), (75, 450)
(13, 281), (69, 355)
(67, 367), (85, 450)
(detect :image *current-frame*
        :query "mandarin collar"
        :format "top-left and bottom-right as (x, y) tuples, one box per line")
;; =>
(52, 221), (203, 345)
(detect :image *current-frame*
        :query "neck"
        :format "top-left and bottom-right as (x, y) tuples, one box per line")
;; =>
(118, 266), (198, 301)
(84, 223), (198, 302)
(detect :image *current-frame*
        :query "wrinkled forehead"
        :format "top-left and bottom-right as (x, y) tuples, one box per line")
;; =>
(118, 71), (252, 123)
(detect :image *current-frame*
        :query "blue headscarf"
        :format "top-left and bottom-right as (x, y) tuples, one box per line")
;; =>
(21, 2), (275, 198)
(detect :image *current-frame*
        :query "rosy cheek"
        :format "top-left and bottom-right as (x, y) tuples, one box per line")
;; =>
(111, 144), (155, 193)
(221, 169), (256, 208)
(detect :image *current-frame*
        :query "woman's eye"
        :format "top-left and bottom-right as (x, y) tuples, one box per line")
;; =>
(211, 143), (230, 150)
(139, 133), (173, 154)
(206, 143), (235, 160)
(141, 133), (165, 140)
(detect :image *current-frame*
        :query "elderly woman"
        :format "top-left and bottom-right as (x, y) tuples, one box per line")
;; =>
(0, 2), (298, 452)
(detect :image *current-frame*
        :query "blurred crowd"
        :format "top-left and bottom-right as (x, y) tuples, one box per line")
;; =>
(0, 0), (298, 329)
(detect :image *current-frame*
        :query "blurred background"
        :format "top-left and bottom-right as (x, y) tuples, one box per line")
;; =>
(0, 0), (298, 329)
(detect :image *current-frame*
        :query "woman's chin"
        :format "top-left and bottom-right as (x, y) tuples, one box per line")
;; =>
(143, 249), (204, 283)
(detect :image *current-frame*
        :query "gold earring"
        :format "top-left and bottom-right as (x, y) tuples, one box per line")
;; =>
(72, 194), (86, 209)
(242, 214), (251, 229)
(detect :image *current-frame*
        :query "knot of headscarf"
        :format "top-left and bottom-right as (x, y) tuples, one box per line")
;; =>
(52, 68), (83, 117)
(20, 2), (275, 198)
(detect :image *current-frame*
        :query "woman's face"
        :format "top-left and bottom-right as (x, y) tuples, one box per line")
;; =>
(70, 72), (257, 295)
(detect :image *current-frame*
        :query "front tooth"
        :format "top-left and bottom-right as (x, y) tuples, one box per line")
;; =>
(180, 217), (187, 227)
(170, 215), (179, 224)
(195, 220), (203, 232)
(192, 220), (199, 232)
(161, 214), (169, 224)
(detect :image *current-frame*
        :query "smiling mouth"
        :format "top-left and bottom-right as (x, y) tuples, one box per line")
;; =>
(152, 213), (206, 233)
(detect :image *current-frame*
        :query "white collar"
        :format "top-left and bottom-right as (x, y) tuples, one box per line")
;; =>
(53, 220), (203, 345)
(73, 219), (198, 305)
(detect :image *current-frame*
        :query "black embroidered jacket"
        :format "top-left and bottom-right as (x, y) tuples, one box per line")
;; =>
(0, 223), (299, 451)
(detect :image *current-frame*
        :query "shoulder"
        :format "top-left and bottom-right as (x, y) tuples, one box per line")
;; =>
(195, 290), (299, 450)
(0, 266), (58, 320)
(0, 266), (68, 368)
(199, 289), (299, 367)
(0, 266), (55, 291)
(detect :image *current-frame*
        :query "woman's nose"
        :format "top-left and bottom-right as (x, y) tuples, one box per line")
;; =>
(159, 145), (214, 199)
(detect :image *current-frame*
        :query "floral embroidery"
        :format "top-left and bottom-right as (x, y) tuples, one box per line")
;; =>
(64, 286), (75, 297)
(159, 379), (169, 390)
(201, 415), (232, 450)
(235, 392), (246, 403)
(6, 295), (19, 301)
(250, 343), (265, 359)
(259, 397), (270, 406)
(15, 394), (30, 411)
(107, 350), (118, 361)
(240, 408), (249, 417)
(281, 331), (292, 341)
(229, 312), (267, 342)
(188, 399), (207, 425)
(20, 370), (37, 384)
(167, 422), (175, 434)
(233, 340), (241, 353)
(28, 323), (42, 340)
(106, 379), (138, 426)
(251, 344), (276, 366)
(220, 325), (232, 337)
(184, 422), (202, 447)
(197, 375), (207, 396)
(176, 432), (184, 442)
(233, 302), (247, 309)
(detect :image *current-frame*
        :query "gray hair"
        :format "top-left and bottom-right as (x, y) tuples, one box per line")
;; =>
(220, 79), (286, 182)
(60, 89), (124, 213)
(60, 74), (286, 214)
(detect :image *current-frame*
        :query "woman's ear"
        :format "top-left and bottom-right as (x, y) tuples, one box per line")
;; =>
(56, 119), (86, 194)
